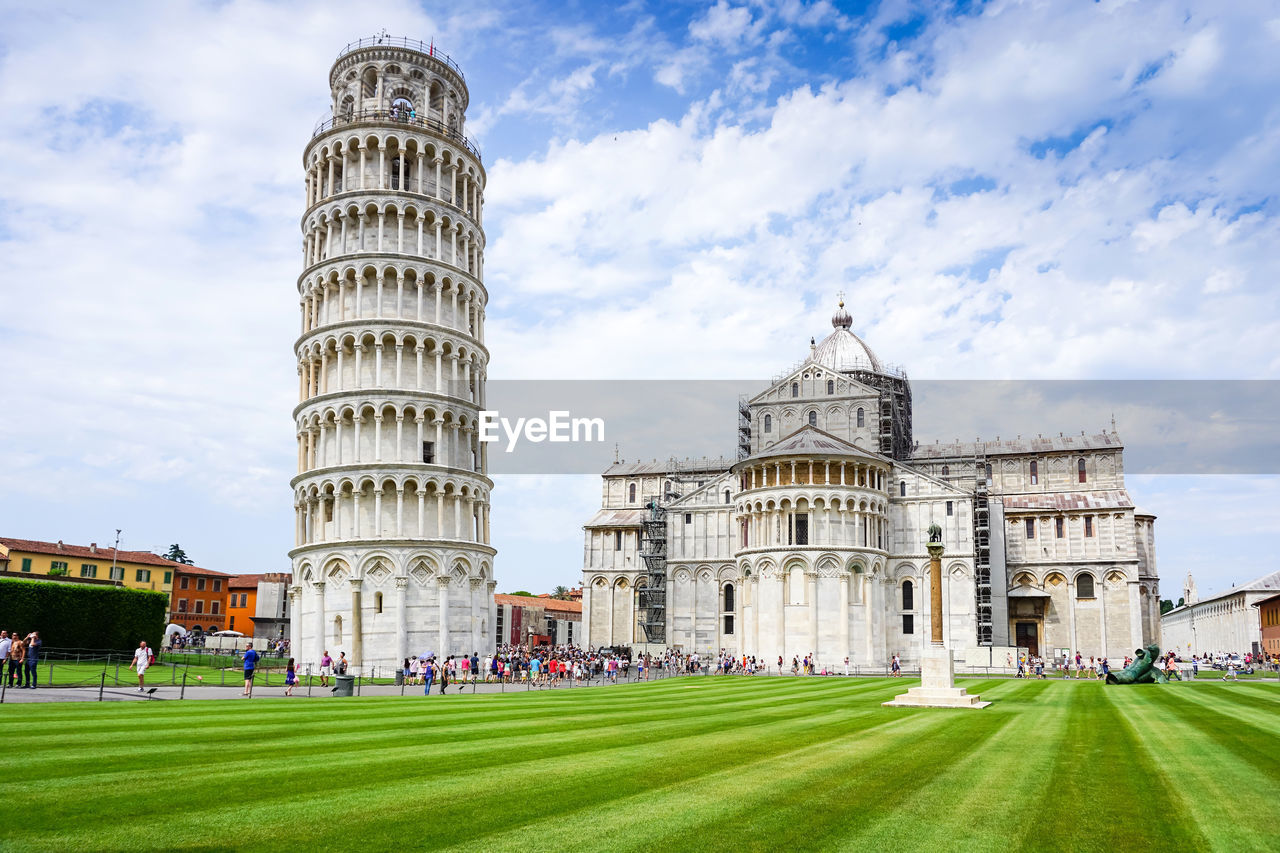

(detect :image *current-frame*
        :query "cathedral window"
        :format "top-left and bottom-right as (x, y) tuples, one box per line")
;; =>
(724, 489), (731, 504)
(793, 513), (809, 545)
(946, 500), (953, 516)
(899, 481), (906, 497)
(1030, 461), (1039, 485)
(942, 465), (949, 476)
(1056, 517), (1064, 538)
(375, 592), (383, 613)
(723, 615), (734, 634)
(763, 414), (772, 433)
(1085, 516), (1094, 537)
(628, 483), (636, 503)
(985, 463), (992, 483)
(1078, 458), (1087, 483)
(902, 580), (914, 610)
(808, 411), (817, 427)
(827, 380), (834, 394)
(685, 513), (692, 524)
(791, 382), (799, 397)
(422, 441), (434, 463)
(856, 408), (865, 427)
(361, 68), (377, 99)
(1025, 519), (1035, 539)
(902, 615), (914, 634)
(1077, 574), (1095, 599)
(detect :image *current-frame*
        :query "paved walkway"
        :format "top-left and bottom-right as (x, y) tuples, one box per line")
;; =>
(0, 675), (684, 704)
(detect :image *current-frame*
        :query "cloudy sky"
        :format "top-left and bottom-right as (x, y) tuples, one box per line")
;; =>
(1, 0), (1277, 601)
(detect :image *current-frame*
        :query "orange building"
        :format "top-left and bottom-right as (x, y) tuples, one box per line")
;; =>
(227, 572), (291, 638)
(1258, 593), (1280, 658)
(168, 565), (234, 636)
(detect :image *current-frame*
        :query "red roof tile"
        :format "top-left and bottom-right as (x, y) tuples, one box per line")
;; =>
(494, 594), (582, 614)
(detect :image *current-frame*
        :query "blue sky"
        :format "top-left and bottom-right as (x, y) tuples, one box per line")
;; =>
(1, 0), (1278, 601)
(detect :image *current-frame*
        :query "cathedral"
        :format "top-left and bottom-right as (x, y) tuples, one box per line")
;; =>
(581, 300), (1162, 668)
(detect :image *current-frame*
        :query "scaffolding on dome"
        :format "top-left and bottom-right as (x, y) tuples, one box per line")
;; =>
(973, 450), (994, 646)
(638, 498), (669, 643)
(846, 369), (913, 461)
(737, 396), (752, 460)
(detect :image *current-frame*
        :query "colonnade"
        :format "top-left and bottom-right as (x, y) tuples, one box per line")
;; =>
(295, 482), (490, 546)
(296, 408), (485, 475)
(738, 503), (888, 550)
(302, 207), (482, 276)
(738, 459), (886, 491)
(301, 272), (482, 338)
(305, 137), (482, 223)
(297, 337), (484, 405)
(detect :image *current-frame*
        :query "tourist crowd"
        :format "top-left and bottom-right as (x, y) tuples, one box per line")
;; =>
(0, 630), (42, 689)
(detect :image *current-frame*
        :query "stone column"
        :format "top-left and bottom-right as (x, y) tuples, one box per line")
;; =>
(391, 571), (407, 666)
(1128, 580), (1143, 651)
(807, 571), (819, 663)
(313, 581), (326, 667)
(289, 585), (303, 665)
(581, 581), (592, 647)
(350, 578), (363, 670)
(1099, 577), (1109, 658)
(606, 581), (615, 645)
(470, 577), (484, 655)
(1067, 578), (1078, 656)
(927, 541), (944, 646)
(487, 580), (498, 652)
(437, 576), (450, 658)
(839, 574), (850, 668)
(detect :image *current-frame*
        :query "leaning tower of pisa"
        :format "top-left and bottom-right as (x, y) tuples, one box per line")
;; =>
(288, 36), (495, 673)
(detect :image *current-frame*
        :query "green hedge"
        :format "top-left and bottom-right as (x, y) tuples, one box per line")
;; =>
(0, 578), (167, 651)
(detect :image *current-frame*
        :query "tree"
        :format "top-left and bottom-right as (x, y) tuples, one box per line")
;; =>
(1160, 599), (1174, 615)
(508, 590), (533, 597)
(164, 544), (193, 565)
(48, 565), (68, 577)
(552, 585), (572, 600)
(1177, 597), (1185, 608)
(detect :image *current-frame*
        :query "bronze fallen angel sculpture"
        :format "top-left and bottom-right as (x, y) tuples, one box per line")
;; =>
(1105, 643), (1170, 684)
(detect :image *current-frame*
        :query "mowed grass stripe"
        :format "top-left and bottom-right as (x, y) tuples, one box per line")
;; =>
(845, 679), (1070, 851)
(8, 680), (897, 851)
(0, 680), (891, 790)
(1, 678), (1276, 852)
(1034, 685), (1210, 851)
(1123, 689), (1279, 853)
(443, 711), (943, 852)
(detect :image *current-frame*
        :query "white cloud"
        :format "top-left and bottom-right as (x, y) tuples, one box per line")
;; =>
(2, 0), (1278, 594)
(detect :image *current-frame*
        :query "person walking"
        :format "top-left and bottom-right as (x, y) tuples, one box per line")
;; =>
(423, 658), (435, 695)
(284, 657), (297, 696)
(438, 658), (450, 694)
(319, 651), (333, 687)
(242, 642), (260, 696)
(132, 640), (150, 692)
(23, 631), (40, 688)
(891, 653), (901, 677)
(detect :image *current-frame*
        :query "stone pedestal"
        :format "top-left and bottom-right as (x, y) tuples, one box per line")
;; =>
(883, 645), (990, 709)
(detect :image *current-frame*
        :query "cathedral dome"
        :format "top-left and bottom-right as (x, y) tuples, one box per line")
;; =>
(808, 299), (882, 373)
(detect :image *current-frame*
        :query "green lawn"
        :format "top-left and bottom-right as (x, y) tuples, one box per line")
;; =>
(1, 677), (1276, 852)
